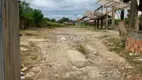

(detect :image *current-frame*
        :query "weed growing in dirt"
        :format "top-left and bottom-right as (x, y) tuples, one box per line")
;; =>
(21, 42), (43, 72)
(25, 33), (38, 36)
(103, 37), (125, 53)
(103, 37), (142, 75)
(75, 44), (88, 55)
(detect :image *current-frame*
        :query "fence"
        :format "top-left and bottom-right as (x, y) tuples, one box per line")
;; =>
(0, 0), (20, 80)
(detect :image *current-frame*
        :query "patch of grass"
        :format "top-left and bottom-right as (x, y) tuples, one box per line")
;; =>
(44, 21), (66, 28)
(87, 28), (108, 32)
(21, 42), (42, 70)
(103, 37), (142, 75)
(98, 35), (109, 39)
(31, 56), (38, 61)
(75, 44), (88, 55)
(104, 37), (125, 53)
(25, 33), (37, 36)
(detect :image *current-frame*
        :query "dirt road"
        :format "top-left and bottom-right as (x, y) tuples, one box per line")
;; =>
(20, 28), (132, 80)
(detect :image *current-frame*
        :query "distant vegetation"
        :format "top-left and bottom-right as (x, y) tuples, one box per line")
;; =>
(45, 22), (65, 28)
(19, 1), (44, 29)
(57, 17), (70, 23)
(19, 1), (73, 29)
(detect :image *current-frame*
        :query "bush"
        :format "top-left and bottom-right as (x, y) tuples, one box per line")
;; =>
(115, 19), (121, 25)
(124, 18), (130, 25)
(19, 1), (44, 29)
(44, 21), (66, 28)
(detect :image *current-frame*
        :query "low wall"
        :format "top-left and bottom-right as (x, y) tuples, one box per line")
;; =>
(126, 30), (142, 54)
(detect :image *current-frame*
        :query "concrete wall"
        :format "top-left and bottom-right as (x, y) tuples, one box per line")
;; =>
(126, 31), (142, 54)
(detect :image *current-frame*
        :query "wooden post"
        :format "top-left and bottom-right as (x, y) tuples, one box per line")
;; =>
(94, 20), (96, 29)
(101, 17), (103, 29)
(98, 19), (100, 29)
(106, 7), (108, 29)
(0, 0), (21, 80)
(112, 7), (115, 29)
(130, 0), (139, 31)
(97, 19), (99, 29)
(121, 10), (125, 20)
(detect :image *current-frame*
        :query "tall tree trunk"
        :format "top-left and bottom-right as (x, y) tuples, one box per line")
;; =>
(129, 0), (139, 31)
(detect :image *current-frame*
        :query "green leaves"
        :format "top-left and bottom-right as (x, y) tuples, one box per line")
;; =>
(19, 1), (44, 29)
(19, 1), (67, 29)
(58, 17), (70, 23)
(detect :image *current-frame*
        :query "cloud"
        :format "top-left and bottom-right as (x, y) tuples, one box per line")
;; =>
(23, 0), (99, 20)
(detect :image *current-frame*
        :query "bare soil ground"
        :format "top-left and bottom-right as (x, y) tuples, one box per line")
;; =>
(20, 28), (134, 80)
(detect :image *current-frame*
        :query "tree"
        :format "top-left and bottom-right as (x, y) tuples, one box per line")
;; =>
(19, 1), (44, 29)
(33, 9), (44, 27)
(50, 18), (56, 22)
(19, 1), (66, 29)
(58, 17), (70, 23)
(44, 17), (51, 22)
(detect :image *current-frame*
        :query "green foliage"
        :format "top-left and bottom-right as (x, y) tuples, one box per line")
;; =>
(19, 1), (72, 29)
(19, 1), (30, 19)
(19, 1), (35, 29)
(115, 19), (121, 25)
(33, 9), (44, 27)
(19, 1), (45, 29)
(104, 37), (125, 53)
(58, 17), (70, 23)
(76, 44), (88, 55)
(44, 17), (51, 22)
(124, 18), (130, 25)
(104, 37), (142, 74)
(50, 19), (56, 22)
(44, 21), (66, 28)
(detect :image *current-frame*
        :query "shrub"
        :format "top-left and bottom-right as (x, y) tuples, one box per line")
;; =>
(44, 21), (66, 28)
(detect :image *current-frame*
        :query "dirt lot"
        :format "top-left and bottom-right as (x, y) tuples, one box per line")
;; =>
(20, 28), (134, 80)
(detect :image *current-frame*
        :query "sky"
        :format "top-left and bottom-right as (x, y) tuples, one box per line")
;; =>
(22, 0), (100, 20)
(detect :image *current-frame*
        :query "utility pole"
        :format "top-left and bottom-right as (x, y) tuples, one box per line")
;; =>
(0, 0), (21, 80)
